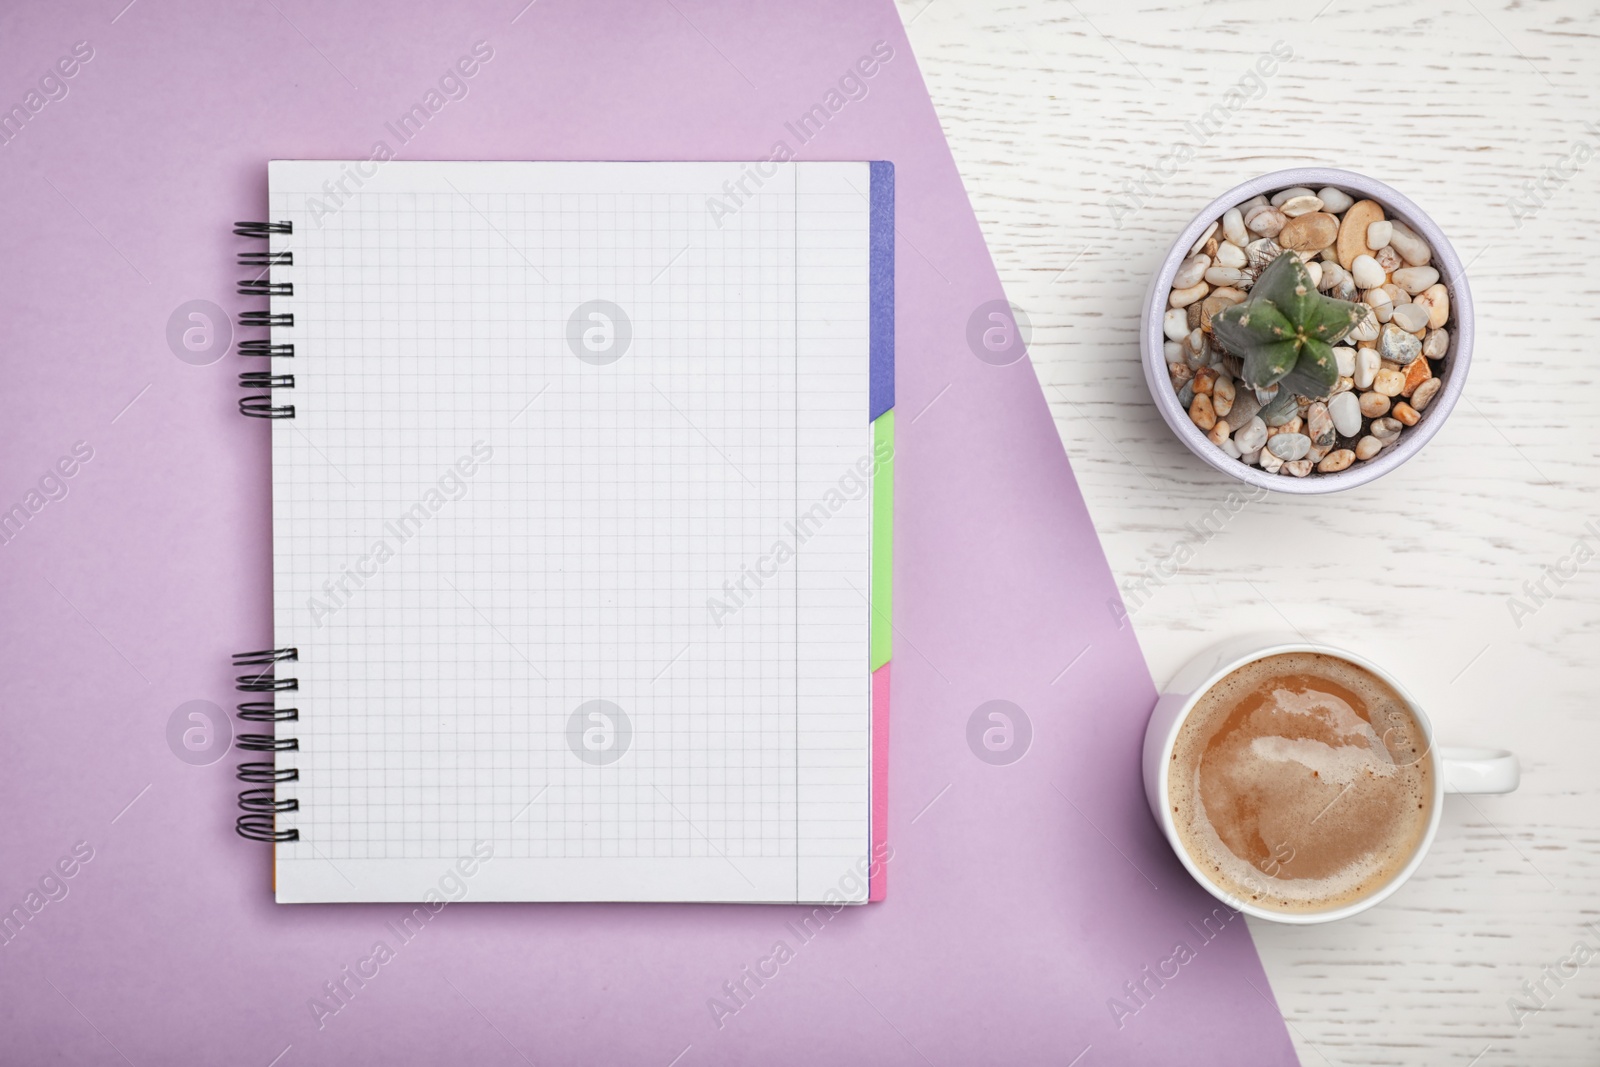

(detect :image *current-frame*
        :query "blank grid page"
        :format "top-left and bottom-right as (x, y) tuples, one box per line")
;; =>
(266, 161), (872, 903)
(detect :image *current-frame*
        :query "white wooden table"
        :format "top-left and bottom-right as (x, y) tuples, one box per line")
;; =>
(898, 0), (1600, 1062)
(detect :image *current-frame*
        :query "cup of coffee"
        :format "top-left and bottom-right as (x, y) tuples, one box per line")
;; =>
(1143, 637), (1519, 923)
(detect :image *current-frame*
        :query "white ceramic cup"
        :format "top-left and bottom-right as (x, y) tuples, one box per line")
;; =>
(1143, 636), (1519, 924)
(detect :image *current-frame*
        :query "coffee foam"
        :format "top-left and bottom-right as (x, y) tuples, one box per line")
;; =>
(1170, 652), (1433, 914)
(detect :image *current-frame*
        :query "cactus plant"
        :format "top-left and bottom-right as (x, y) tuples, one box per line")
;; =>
(1210, 253), (1371, 400)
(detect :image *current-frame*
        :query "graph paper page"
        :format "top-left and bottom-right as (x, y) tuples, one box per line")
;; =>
(265, 161), (877, 903)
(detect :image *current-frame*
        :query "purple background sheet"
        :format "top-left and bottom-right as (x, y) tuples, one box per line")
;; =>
(0, 1), (1297, 1063)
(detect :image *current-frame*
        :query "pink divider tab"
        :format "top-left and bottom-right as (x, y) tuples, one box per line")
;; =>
(869, 661), (891, 901)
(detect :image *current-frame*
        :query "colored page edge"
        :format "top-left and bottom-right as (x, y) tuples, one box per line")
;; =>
(868, 161), (895, 422)
(869, 663), (891, 901)
(869, 411), (893, 900)
(868, 160), (894, 901)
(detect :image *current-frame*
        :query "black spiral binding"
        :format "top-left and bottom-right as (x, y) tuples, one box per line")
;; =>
(238, 280), (293, 297)
(233, 648), (300, 842)
(234, 221), (292, 238)
(235, 220), (296, 419)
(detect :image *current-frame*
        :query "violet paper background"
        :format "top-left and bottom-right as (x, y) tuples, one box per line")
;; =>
(0, 0), (1296, 1062)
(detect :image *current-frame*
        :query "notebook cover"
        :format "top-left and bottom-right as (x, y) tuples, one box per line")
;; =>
(0, 1), (1295, 1063)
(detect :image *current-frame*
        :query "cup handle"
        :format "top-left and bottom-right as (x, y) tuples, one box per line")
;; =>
(1441, 747), (1520, 794)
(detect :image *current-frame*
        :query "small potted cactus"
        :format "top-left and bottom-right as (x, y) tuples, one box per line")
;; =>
(1142, 168), (1473, 493)
(1206, 254), (1370, 476)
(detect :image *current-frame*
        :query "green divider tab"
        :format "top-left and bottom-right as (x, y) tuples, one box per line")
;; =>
(870, 409), (894, 671)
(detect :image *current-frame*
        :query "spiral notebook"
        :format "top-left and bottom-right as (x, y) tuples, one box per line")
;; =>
(231, 160), (894, 904)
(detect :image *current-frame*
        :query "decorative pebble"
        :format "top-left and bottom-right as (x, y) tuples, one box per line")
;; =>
(1392, 265), (1440, 295)
(1306, 401), (1334, 445)
(1189, 220), (1219, 255)
(1173, 253), (1210, 289)
(1349, 312), (1380, 343)
(1205, 265), (1244, 286)
(1337, 200), (1385, 268)
(1317, 262), (1346, 292)
(1374, 245), (1402, 274)
(1386, 220), (1432, 266)
(1222, 208), (1248, 248)
(1371, 416), (1403, 441)
(1351, 254), (1386, 289)
(1392, 402), (1420, 426)
(1317, 187), (1354, 214)
(1199, 288), (1247, 331)
(1245, 238), (1282, 269)
(1239, 447), (1261, 465)
(1390, 302), (1430, 332)
(1207, 418), (1232, 445)
(1244, 206), (1287, 237)
(1222, 438), (1242, 459)
(1358, 391), (1391, 418)
(1355, 435), (1384, 460)
(1267, 433), (1311, 461)
(1233, 416), (1268, 452)
(1364, 287), (1393, 323)
(1189, 393), (1217, 430)
(1282, 459), (1313, 478)
(1270, 186), (1316, 207)
(1317, 449), (1355, 473)
(1170, 281), (1209, 308)
(1193, 366), (1217, 395)
(1304, 260), (1322, 288)
(1423, 327), (1449, 359)
(1411, 379), (1442, 414)
(1366, 220), (1393, 251)
(1279, 194), (1325, 217)
(1278, 211), (1339, 251)
(1225, 389), (1261, 429)
(1328, 390), (1362, 435)
(1400, 356), (1432, 397)
(1213, 375), (1236, 417)
(1216, 241), (1247, 268)
(1379, 323), (1422, 365)
(1259, 448), (1284, 473)
(1355, 347), (1380, 389)
(1333, 346), (1356, 377)
(1416, 283), (1450, 330)
(1177, 380), (1195, 408)
(1373, 367), (1405, 397)
(1163, 308), (1189, 341)
(1261, 394), (1300, 427)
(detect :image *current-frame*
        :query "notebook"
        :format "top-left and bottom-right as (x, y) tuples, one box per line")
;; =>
(230, 160), (894, 904)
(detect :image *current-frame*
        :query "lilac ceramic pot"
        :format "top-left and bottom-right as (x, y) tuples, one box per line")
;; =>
(1142, 168), (1473, 494)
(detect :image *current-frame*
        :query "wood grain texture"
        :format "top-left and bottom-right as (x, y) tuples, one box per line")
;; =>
(897, 0), (1600, 1062)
